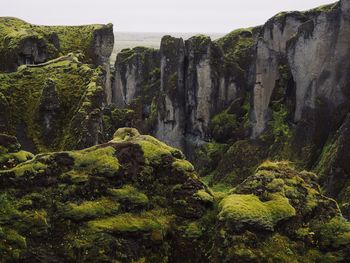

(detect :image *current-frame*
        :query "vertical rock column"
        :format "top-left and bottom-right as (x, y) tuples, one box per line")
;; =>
(251, 14), (305, 137)
(89, 23), (114, 104)
(184, 35), (222, 144)
(156, 36), (186, 150)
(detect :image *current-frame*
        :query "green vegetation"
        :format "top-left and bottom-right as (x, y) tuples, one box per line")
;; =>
(219, 193), (296, 231)
(88, 210), (169, 233)
(0, 54), (102, 152)
(216, 27), (254, 82)
(108, 185), (149, 205)
(0, 17), (105, 66)
(70, 146), (120, 176)
(61, 198), (119, 221)
(210, 111), (238, 142)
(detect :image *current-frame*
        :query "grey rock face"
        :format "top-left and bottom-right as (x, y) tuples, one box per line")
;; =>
(113, 47), (160, 107)
(88, 23), (114, 66)
(185, 36), (223, 142)
(251, 13), (306, 137)
(288, 2), (350, 123)
(87, 24), (114, 104)
(156, 36), (186, 150)
(0, 36), (49, 72)
(17, 37), (48, 66)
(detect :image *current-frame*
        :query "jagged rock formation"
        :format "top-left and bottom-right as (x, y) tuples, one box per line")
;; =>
(0, 17), (114, 72)
(113, 47), (160, 107)
(0, 53), (107, 152)
(156, 36), (186, 150)
(0, 134), (33, 170)
(110, 0), (350, 218)
(0, 18), (114, 152)
(1, 1), (350, 261)
(0, 132), (349, 262)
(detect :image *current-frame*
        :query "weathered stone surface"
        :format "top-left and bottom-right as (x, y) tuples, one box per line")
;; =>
(113, 47), (160, 107)
(156, 36), (186, 150)
(251, 13), (306, 137)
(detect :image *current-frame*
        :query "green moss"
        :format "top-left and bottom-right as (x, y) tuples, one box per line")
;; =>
(88, 210), (169, 233)
(315, 217), (350, 249)
(172, 159), (194, 173)
(0, 54), (101, 152)
(0, 17), (105, 65)
(0, 150), (33, 169)
(305, 2), (338, 15)
(108, 185), (149, 205)
(194, 190), (214, 203)
(136, 135), (177, 164)
(184, 222), (203, 238)
(216, 27), (254, 77)
(112, 127), (140, 141)
(271, 104), (291, 141)
(218, 193), (296, 231)
(61, 197), (119, 221)
(0, 227), (26, 260)
(210, 111), (238, 142)
(70, 146), (120, 176)
(9, 157), (47, 176)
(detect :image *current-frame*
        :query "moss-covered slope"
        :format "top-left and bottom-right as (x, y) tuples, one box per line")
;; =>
(0, 53), (106, 152)
(0, 130), (349, 262)
(0, 17), (114, 72)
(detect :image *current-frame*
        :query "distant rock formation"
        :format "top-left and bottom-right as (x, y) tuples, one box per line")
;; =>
(110, 0), (350, 217)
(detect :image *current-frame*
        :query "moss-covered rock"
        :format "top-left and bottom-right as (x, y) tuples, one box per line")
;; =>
(0, 17), (113, 72)
(0, 53), (106, 152)
(0, 133), (33, 170)
(0, 129), (213, 262)
(211, 161), (350, 262)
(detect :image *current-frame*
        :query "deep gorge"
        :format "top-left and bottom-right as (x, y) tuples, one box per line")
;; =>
(0, 1), (350, 262)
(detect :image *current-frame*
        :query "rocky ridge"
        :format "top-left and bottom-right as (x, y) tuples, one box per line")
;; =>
(110, 1), (350, 218)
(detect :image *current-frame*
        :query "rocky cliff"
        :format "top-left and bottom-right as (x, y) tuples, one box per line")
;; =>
(111, 0), (350, 220)
(0, 18), (114, 153)
(1, 1), (350, 262)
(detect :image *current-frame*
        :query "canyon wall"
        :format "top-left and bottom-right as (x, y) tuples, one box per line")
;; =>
(111, 0), (350, 217)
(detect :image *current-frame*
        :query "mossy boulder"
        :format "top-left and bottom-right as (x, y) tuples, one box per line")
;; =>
(0, 129), (213, 262)
(211, 161), (350, 262)
(0, 133), (33, 170)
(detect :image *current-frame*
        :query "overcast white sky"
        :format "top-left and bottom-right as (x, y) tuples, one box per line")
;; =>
(1, 0), (337, 33)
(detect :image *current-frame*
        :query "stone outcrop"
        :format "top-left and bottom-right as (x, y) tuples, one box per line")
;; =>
(156, 36), (186, 150)
(0, 17), (114, 72)
(108, 1), (350, 216)
(112, 47), (160, 107)
(251, 13), (307, 137)
(0, 53), (107, 152)
(0, 129), (214, 262)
